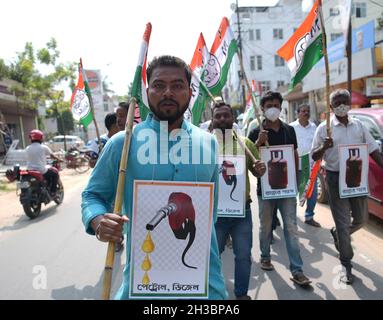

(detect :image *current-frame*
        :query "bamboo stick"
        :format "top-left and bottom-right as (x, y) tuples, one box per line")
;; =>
(232, 130), (258, 164)
(101, 98), (136, 300)
(318, 0), (331, 137)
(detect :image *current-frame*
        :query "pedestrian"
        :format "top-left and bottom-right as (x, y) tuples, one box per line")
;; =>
(248, 91), (311, 286)
(290, 104), (320, 227)
(312, 89), (383, 284)
(115, 101), (129, 131)
(81, 55), (227, 299)
(212, 101), (266, 300)
(86, 112), (120, 169)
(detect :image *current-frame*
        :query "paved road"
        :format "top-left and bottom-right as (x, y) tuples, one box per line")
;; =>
(0, 174), (382, 300)
(0, 171), (125, 300)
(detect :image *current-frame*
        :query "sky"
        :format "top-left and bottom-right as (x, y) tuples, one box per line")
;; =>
(1, 0), (280, 96)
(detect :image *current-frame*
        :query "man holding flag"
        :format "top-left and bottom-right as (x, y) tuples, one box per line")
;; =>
(248, 91), (311, 287)
(312, 89), (383, 284)
(81, 55), (227, 299)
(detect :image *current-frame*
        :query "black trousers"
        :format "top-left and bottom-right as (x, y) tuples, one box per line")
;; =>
(43, 169), (58, 193)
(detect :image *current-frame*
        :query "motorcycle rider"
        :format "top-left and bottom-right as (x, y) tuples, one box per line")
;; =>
(26, 130), (62, 196)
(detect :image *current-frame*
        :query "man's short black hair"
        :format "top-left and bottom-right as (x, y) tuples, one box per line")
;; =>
(212, 101), (234, 116)
(297, 103), (310, 113)
(260, 91), (283, 107)
(104, 112), (117, 131)
(147, 55), (192, 86)
(118, 101), (129, 110)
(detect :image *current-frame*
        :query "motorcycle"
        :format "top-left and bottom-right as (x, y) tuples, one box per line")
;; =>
(7, 160), (64, 219)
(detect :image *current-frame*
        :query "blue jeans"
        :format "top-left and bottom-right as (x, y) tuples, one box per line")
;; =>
(258, 196), (303, 275)
(215, 206), (252, 297)
(298, 170), (318, 220)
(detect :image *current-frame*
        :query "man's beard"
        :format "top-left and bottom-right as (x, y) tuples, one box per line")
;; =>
(149, 98), (190, 125)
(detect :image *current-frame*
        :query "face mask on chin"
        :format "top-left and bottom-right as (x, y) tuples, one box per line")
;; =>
(264, 107), (281, 122)
(333, 104), (350, 117)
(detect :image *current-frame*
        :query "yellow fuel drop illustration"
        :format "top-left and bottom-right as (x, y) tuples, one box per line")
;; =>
(141, 231), (155, 284)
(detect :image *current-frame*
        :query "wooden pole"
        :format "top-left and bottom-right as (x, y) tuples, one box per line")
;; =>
(346, 10), (352, 94)
(236, 0), (247, 112)
(193, 71), (215, 102)
(318, 0), (331, 137)
(233, 130), (258, 164)
(101, 98), (136, 300)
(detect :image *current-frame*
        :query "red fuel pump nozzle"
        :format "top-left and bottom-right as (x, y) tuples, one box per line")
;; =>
(145, 192), (197, 269)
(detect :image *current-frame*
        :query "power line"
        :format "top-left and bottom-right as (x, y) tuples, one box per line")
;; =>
(367, 0), (383, 9)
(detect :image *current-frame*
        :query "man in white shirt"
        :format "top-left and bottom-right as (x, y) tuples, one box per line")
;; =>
(26, 130), (61, 195)
(290, 104), (320, 227)
(312, 89), (383, 284)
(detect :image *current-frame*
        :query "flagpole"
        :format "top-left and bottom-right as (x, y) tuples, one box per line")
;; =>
(318, 1), (331, 137)
(102, 98), (136, 300)
(193, 71), (215, 102)
(80, 58), (102, 150)
(232, 130), (258, 164)
(235, 49), (264, 131)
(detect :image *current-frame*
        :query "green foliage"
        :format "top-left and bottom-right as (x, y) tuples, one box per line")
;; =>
(1, 38), (76, 112)
(57, 109), (74, 135)
(0, 59), (10, 80)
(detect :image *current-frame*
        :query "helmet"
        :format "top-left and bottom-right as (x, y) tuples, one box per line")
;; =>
(29, 129), (44, 142)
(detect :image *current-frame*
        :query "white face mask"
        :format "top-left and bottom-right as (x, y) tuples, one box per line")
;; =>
(264, 107), (281, 122)
(333, 104), (350, 117)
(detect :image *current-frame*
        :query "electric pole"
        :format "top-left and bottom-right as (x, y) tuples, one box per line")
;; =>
(236, 0), (247, 112)
(346, 2), (352, 94)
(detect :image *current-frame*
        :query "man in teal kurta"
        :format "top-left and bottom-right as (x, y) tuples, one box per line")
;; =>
(81, 55), (227, 299)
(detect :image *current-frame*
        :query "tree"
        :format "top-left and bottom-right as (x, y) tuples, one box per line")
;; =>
(0, 38), (76, 112)
(57, 109), (74, 135)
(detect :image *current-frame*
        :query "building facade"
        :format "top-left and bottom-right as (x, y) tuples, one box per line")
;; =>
(0, 79), (38, 152)
(226, 0), (305, 109)
(287, 0), (383, 122)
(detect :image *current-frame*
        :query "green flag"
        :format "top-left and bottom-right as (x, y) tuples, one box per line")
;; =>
(70, 61), (93, 128)
(299, 153), (310, 197)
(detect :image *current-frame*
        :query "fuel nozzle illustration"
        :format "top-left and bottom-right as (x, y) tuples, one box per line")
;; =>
(219, 160), (238, 202)
(146, 192), (197, 269)
(268, 150), (288, 189)
(346, 148), (362, 188)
